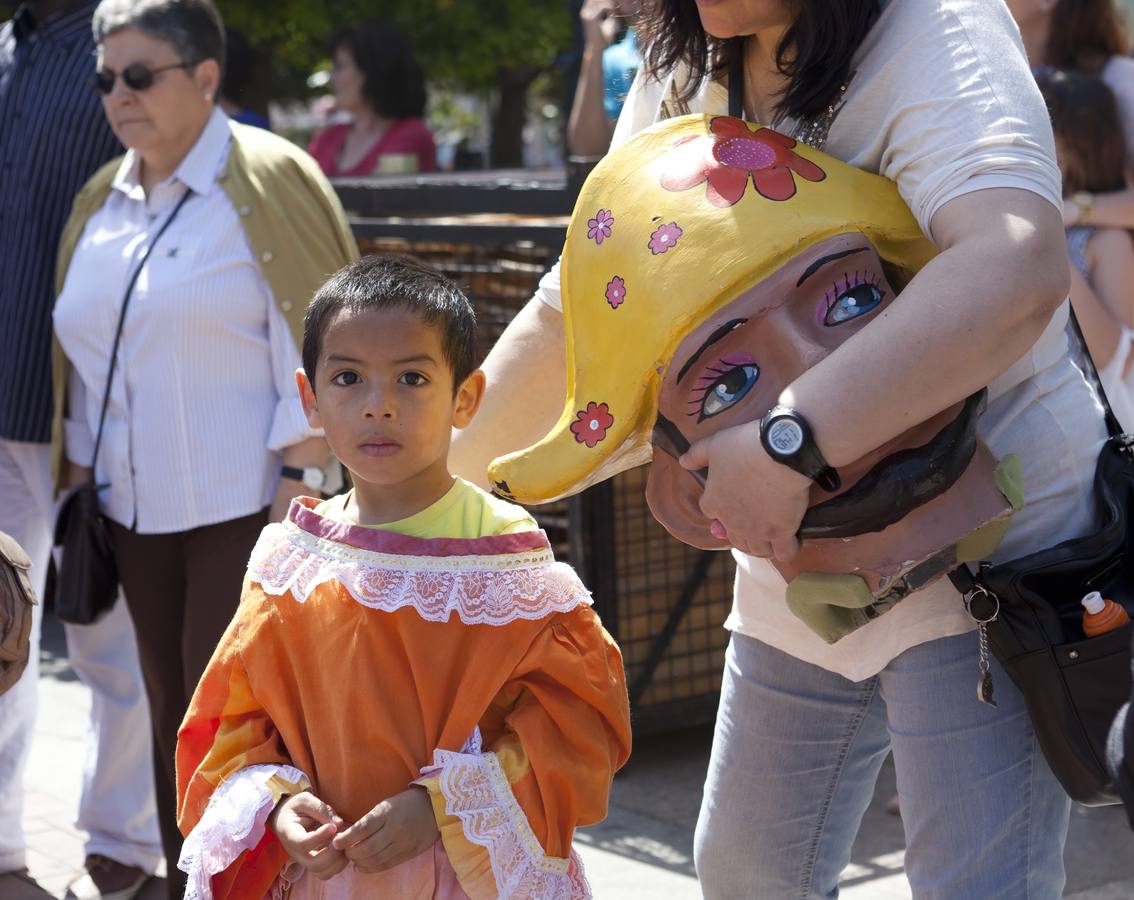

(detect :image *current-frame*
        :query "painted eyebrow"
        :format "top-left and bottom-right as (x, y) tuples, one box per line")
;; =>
(676, 318), (746, 385)
(392, 354), (438, 366)
(325, 353), (363, 363)
(796, 247), (869, 288)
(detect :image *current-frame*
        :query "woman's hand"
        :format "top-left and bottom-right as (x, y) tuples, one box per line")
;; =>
(273, 437), (331, 521)
(268, 792), (349, 881)
(64, 463), (93, 491)
(680, 420), (812, 561)
(580, 0), (620, 49)
(331, 786), (440, 874)
(271, 477), (304, 523)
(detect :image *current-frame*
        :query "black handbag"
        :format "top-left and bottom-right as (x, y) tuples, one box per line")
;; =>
(52, 190), (192, 625)
(950, 311), (1134, 807)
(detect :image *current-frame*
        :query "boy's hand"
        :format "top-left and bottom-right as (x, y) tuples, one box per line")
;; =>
(331, 786), (440, 874)
(268, 792), (349, 881)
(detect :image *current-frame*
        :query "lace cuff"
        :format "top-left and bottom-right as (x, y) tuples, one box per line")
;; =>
(178, 764), (310, 900)
(423, 738), (591, 900)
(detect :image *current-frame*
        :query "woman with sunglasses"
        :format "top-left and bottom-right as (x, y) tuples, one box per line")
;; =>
(452, 0), (1097, 897)
(50, 1), (357, 895)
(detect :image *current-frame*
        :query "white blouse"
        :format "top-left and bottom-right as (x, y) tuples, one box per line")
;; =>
(54, 108), (317, 535)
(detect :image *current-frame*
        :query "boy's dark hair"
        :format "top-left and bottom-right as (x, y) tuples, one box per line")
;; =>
(1036, 69), (1126, 196)
(303, 254), (477, 392)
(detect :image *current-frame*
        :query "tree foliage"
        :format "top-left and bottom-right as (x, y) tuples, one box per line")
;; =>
(217, 0), (572, 164)
(217, 0), (571, 96)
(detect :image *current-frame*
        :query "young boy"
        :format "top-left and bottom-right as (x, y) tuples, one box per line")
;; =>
(174, 255), (631, 899)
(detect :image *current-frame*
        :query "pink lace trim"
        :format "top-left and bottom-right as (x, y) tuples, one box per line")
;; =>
(248, 524), (591, 626)
(431, 743), (592, 899)
(179, 764), (308, 900)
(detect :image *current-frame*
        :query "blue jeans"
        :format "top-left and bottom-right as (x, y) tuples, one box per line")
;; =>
(694, 631), (1070, 899)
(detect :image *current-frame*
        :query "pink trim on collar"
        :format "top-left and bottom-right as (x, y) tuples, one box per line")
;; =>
(287, 497), (550, 558)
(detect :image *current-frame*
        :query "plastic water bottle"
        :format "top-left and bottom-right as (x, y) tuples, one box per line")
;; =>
(1081, 591), (1131, 637)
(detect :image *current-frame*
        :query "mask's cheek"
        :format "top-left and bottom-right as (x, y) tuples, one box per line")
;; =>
(645, 452), (731, 551)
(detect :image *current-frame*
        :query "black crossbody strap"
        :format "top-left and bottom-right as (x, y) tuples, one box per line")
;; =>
(89, 188), (193, 470)
(729, 52), (744, 119)
(1065, 305), (1125, 439)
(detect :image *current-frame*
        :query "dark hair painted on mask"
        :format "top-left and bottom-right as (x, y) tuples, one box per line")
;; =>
(303, 254), (476, 394)
(638, 0), (880, 123)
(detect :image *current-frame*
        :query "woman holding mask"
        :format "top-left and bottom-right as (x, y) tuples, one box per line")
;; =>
(452, 0), (1096, 897)
(51, 0), (356, 893)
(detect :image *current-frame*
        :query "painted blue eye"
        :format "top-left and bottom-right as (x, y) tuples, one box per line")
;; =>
(824, 283), (883, 326)
(700, 364), (759, 420)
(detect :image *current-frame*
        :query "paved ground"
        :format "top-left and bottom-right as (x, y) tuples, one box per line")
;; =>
(21, 614), (1134, 898)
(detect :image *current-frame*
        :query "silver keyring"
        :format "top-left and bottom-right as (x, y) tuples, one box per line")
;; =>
(964, 585), (1000, 624)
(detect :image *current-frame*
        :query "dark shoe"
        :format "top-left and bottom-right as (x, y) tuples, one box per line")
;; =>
(63, 855), (148, 900)
(0, 868), (55, 900)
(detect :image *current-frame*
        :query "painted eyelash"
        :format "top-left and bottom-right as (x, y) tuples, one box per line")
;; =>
(823, 270), (883, 311)
(686, 352), (757, 414)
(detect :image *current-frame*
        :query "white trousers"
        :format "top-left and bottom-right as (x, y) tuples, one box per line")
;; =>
(0, 440), (161, 872)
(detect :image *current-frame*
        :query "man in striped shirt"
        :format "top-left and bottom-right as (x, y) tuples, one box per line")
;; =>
(0, 3), (161, 898)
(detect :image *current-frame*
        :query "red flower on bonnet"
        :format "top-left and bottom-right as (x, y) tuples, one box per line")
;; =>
(660, 117), (826, 207)
(570, 402), (614, 448)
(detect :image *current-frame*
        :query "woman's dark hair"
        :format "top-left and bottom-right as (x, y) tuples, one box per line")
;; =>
(1044, 0), (1130, 72)
(93, 0), (225, 75)
(332, 19), (427, 120)
(1036, 69), (1127, 196)
(639, 0), (880, 122)
(303, 254), (477, 393)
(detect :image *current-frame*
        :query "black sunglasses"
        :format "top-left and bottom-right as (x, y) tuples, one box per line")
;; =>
(91, 60), (197, 95)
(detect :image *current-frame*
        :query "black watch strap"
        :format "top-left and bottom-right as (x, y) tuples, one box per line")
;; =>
(280, 465), (306, 482)
(759, 405), (841, 493)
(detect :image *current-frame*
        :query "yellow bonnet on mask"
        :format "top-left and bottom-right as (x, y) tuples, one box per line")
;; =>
(488, 114), (936, 504)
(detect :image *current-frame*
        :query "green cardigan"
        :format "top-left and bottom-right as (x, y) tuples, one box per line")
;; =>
(51, 121), (359, 488)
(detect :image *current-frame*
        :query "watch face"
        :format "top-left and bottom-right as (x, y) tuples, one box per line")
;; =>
(767, 418), (804, 456)
(303, 468), (326, 491)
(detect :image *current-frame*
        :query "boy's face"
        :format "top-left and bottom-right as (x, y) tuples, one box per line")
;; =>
(298, 306), (483, 492)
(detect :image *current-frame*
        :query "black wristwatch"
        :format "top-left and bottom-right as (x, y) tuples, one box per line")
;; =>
(280, 465), (326, 493)
(759, 405), (841, 493)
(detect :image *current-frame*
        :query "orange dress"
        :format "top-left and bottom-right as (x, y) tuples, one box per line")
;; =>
(176, 496), (631, 899)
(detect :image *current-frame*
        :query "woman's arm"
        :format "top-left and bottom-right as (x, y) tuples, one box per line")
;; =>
(1086, 227), (1134, 330)
(1068, 266), (1121, 371)
(790, 188), (1067, 466)
(449, 297), (567, 490)
(567, 0), (619, 157)
(682, 187), (1070, 559)
(1066, 188), (1134, 230)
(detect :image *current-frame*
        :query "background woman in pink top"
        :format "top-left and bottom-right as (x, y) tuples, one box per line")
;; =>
(308, 19), (436, 177)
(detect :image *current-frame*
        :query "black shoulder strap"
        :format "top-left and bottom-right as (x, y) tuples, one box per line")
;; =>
(90, 188), (193, 471)
(728, 52), (744, 119)
(1066, 306), (1125, 439)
